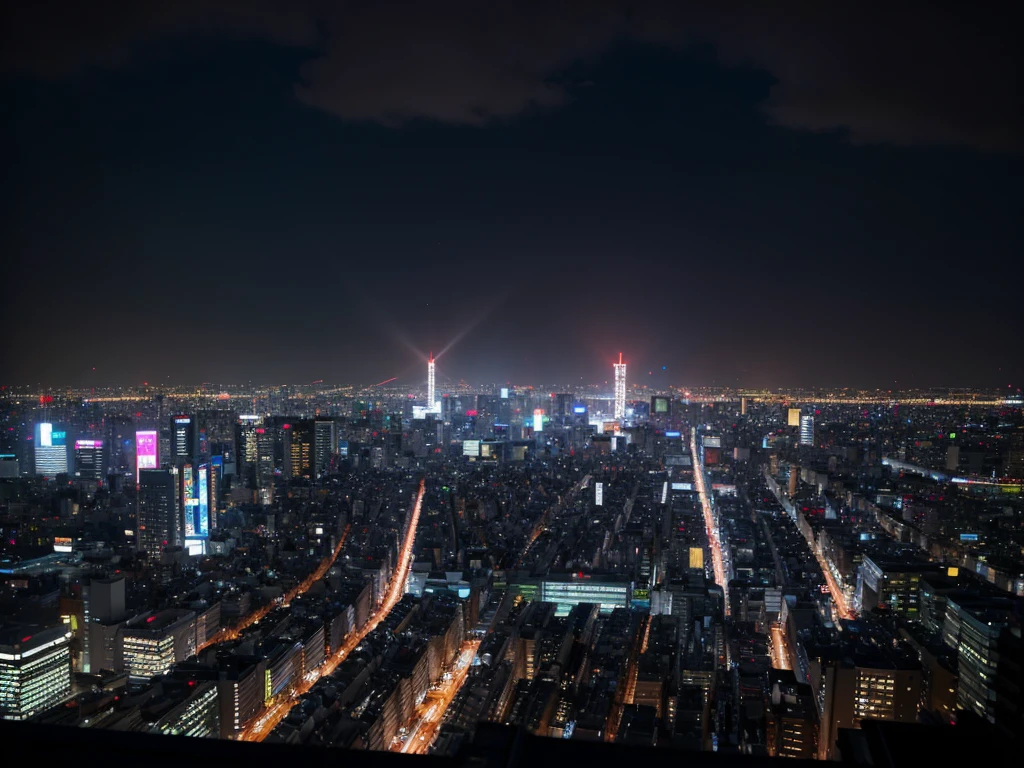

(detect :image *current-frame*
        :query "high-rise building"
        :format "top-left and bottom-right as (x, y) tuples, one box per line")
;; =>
(942, 593), (1013, 723)
(237, 415), (260, 487)
(73, 439), (105, 480)
(427, 354), (438, 412)
(82, 576), (127, 674)
(137, 467), (180, 561)
(787, 408), (802, 427)
(121, 609), (197, 682)
(614, 352), (626, 420)
(170, 415), (196, 462)
(0, 454), (17, 478)
(33, 422), (68, 478)
(812, 638), (922, 759)
(799, 415), (814, 446)
(0, 625), (72, 720)
(1006, 426), (1024, 478)
(314, 419), (336, 477)
(285, 420), (314, 479)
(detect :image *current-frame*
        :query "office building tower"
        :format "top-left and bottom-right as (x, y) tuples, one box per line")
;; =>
(33, 422), (68, 478)
(0, 625), (72, 720)
(799, 415), (814, 446)
(121, 610), (197, 682)
(137, 467), (180, 561)
(614, 352), (626, 420)
(82, 577), (127, 674)
(766, 670), (820, 759)
(73, 439), (105, 480)
(237, 415), (261, 487)
(812, 640), (922, 759)
(285, 420), (313, 479)
(170, 415), (197, 462)
(1007, 426), (1024, 478)
(942, 593), (1012, 723)
(314, 419), (336, 477)
(0, 455), (17, 478)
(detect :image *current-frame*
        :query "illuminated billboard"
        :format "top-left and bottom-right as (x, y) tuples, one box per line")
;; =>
(573, 405), (587, 414)
(689, 547), (704, 570)
(197, 463), (210, 537)
(38, 422), (67, 447)
(703, 436), (721, 448)
(533, 409), (544, 433)
(960, 533), (979, 541)
(463, 440), (481, 457)
(653, 396), (669, 413)
(183, 464), (197, 538)
(595, 482), (604, 506)
(74, 439), (102, 449)
(338, 439), (349, 457)
(665, 431), (681, 438)
(671, 482), (693, 491)
(500, 388), (509, 399)
(135, 430), (158, 482)
(787, 408), (801, 427)
(54, 536), (73, 554)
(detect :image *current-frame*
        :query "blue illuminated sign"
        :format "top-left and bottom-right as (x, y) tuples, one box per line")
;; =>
(573, 405), (587, 414)
(960, 533), (979, 541)
(665, 431), (681, 438)
(197, 463), (209, 537)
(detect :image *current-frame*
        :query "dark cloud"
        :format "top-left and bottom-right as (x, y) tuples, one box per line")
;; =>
(1, 1), (1018, 150)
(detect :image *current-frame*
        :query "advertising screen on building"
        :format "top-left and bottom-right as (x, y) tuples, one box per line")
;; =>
(703, 436), (721, 448)
(197, 463), (209, 537)
(653, 397), (669, 413)
(787, 408), (801, 427)
(183, 464), (196, 537)
(671, 482), (693, 491)
(338, 439), (349, 458)
(533, 409), (544, 433)
(665, 431), (681, 438)
(463, 440), (481, 457)
(595, 482), (604, 506)
(689, 547), (704, 570)
(500, 388), (509, 399)
(135, 430), (158, 482)
(53, 536), (73, 553)
(74, 439), (102, 449)
(573, 405), (587, 414)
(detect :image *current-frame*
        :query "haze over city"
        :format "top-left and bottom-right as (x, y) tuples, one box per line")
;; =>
(2, 3), (1021, 388)
(1, 2), (1022, 765)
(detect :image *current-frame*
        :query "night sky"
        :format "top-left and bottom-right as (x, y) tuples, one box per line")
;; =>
(2, 2), (1021, 390)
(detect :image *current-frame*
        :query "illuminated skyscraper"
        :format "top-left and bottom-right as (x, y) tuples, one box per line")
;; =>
(33, 422), (68, 478)
(313, 419), (336, 477)
(800, 415), (815, 446)
(0, 625), (72, 720)
(614, 353), (627, 420)
(137, 467), (180, 561)
(73, 439), (105, 480)
(170, 415), (196, 462)
(427, 353), (436, 412)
